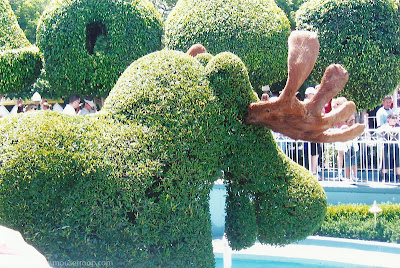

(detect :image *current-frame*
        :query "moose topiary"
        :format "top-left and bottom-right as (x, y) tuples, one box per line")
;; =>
(0, 31), (357, 266)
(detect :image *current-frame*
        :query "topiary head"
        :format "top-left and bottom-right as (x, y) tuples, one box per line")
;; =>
(104, 48), (327, 250)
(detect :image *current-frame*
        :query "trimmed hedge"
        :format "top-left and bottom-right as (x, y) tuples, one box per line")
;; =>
(315, 203), (400, 243)
(0, 50), (326, 266)
(36, 0), (163, 99)
(296, 0), (400, 110)
(0, 0), (42, 95)
(164, 0), (291, 95)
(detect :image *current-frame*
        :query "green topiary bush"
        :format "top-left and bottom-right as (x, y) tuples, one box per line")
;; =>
(296, 0), (400, 110)
(164, 0), (291, 95)
(9, 0), (52, 44)
(195, 52), (213, 67)
(0, 0), (42, 95)
(36, 0), (163, 99)
(0, 49), (326, 266)
(274, 0), (307, 29)
(316, 203), (400, 243)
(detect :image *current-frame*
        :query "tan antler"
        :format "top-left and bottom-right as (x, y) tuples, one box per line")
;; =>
(245, 31), (365, 143)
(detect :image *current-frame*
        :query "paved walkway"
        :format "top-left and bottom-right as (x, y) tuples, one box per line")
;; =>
(213, 236), (400, 267)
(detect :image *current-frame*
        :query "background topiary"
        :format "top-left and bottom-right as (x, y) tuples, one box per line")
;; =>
(0, 0), (42, 95)
(0, 49), (326, 266)
(164, 0), (291, 95)
(296, 0), (400, 110)
(274, 0), (307, 29)
(36, 0), (163, 99)
(9, 0), (52, 44)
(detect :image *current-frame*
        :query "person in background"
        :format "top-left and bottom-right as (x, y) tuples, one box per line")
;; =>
(40, 99), (52, 110)
(78, 97), (97, 115)
(336, 114), (359, 182)
(303, 87), (321, 178)
(24, 104), (38, 112)
(376, 113), (400, 182)
(375, 95), (394, 177)
(376, 95), (393, 127)
(261, 93), (269, 101)
(16, 98), (24, 113)
(41, 101), (52, 110)
(63, 94), (80, 115)
(331, 97), (348, 179)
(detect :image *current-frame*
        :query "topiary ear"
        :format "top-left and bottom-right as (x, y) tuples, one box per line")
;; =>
(0, 0), (42, 95)
(205, 52), (258, 120)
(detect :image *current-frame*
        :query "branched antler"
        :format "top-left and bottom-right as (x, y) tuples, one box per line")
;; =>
(245, 31), (365, 143)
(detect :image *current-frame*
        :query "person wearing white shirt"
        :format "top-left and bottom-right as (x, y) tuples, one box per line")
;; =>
(0, 225), (50, 267)
(376, 113), (400, 182)
(335, 115), (359, 182)
(63, 94), (81, 115)
(376, 95), (393, 127)
(78, 97), (97, 115)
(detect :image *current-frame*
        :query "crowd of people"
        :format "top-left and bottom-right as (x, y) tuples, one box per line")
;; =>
(62, 94), (97, 115)
(374, 95), (400, 182)
(0, 94), (97, 116)
(322, 92), (399, 183)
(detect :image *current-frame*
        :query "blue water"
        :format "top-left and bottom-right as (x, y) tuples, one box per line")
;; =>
(216, 258), (315, 267)
(215, 257), (366, 267)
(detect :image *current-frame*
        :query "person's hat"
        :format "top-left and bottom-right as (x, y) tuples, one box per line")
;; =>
(84, 98), (95, 108)
(305, 87), (316, 95)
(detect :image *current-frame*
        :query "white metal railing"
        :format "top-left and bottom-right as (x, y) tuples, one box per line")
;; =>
(273, 128), (400, 184)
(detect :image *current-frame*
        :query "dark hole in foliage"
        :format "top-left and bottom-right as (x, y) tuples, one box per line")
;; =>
(144, 177), (162, 203)
(341, 36), (350, 46)
(86, 21), (107, 55)
(127, 211), (136, 224)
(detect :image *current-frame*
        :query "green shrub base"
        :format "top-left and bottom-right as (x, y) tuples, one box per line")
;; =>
(315, 203), (400, 243)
